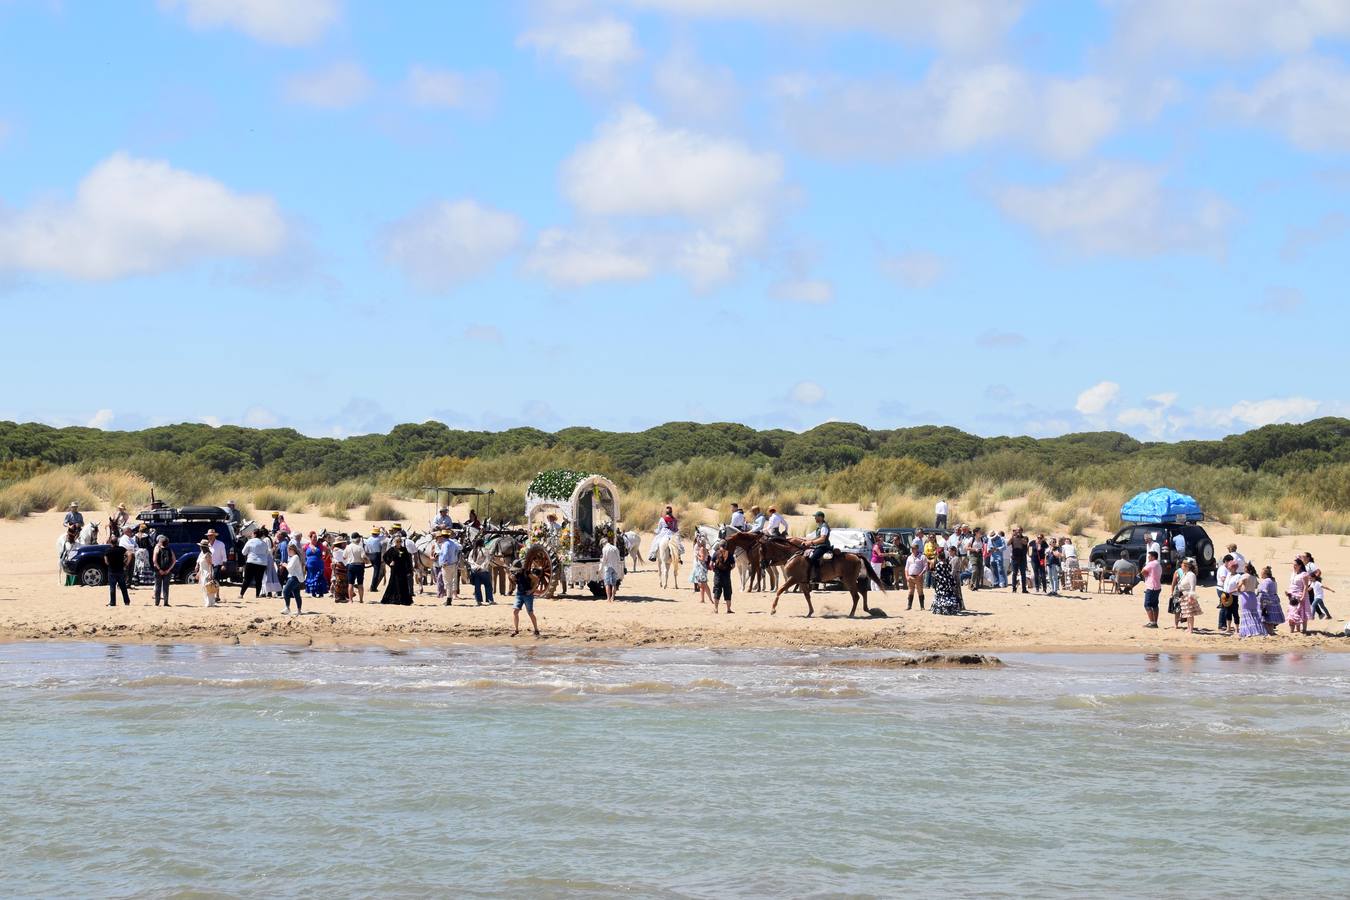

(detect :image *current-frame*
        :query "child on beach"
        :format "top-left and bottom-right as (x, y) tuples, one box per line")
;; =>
(512, 567), (540, 638)
(1309, 573), (1334, 620)
(710, 545), (735, 614)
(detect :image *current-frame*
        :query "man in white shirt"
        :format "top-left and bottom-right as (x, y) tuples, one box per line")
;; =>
(118, 527), (138, 552)
(467, 544), (494, 605)
(601, 538), (623, 601)
(240, 531), (271, 598)
(729, 503), (747, 531)
(432, 507), (454, 530)
(748, 505), (766, 532)
(1172, 531), (1185, 557)
(934, 499), (949, 529)
(1146, 533), (1162, 562)
(764, 507), (788, 537)
(206, 529), (228, 582)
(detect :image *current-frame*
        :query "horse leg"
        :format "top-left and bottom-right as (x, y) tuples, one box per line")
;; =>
(848, 585), (859, 617)
(803, 587), (814, 617)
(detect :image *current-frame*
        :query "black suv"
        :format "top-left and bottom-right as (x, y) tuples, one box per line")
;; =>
(63, 505), (239, 586)
(1089, 523), (1216, 584)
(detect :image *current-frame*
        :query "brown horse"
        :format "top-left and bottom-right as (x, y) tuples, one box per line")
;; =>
(719, 531), (789, 592)
(772, 548), (886, 617)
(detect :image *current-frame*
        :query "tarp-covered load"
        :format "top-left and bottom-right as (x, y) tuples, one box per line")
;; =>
(1120, 487), (1204, 524)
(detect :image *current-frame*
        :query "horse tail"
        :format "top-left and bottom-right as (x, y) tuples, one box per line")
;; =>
(861, 556), (887, 592)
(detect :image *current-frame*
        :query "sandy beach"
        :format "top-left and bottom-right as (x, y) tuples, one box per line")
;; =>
(4, 503), (1346, 653)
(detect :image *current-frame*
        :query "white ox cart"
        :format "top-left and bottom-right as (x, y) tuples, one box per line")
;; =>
(525, 470), (625, 598)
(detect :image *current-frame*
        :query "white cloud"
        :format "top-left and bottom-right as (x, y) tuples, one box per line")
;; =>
(284, 61), (372, 109)
(995, 162), (1232, 257)
(776, 65), (1168, 161)
(1075, 381), (1120, 415)
(1218, 397), (1321, 429)
(404, 65), (466, 108)
(518, 16), (640, 87)
(654, 45), (739, 125)
(541, 106), (784, 288)
(524, 228), (651, 287)
(1112, 0), (1350, 59)
(880, 250), (945, 289)
(160, 0), (340, 46)
(772, 279), (833, 304)
(0, 153), (287, 280)
(627, 0), (1024, 53)
(564, 105), (781, 228)
(241, 406), (279, 428)
(1217, 56), (1350, 152)
(790, 380), (826, 406)
(1117, 393), (1323, 437)
(87, 409), (114, 429)
(382, 200), (523, 291)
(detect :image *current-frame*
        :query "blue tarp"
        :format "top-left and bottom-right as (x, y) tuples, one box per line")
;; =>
(1120, 488), (1204, 524)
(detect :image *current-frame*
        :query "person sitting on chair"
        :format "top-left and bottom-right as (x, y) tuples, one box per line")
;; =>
(804, 511), (832, 583)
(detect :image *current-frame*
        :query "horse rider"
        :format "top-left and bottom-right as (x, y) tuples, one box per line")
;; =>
(763, 506), (789, 538)
(648, 506), (682, 562)
(432, 507), (454, 531)
(729, 502), (747, 531)
(748, 505), (765, 532)
(803, 511), (832, 583)
(64, 501), (84, 531)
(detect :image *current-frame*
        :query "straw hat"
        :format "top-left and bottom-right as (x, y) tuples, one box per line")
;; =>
(198, 539), (211, 549)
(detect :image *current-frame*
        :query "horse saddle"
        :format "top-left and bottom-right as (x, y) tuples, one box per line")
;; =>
(821, 552), (835, 561)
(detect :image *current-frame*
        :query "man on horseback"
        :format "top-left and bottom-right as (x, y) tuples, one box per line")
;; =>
(729, 503), (746, 531)
(764, 507), (788, 537)
(804, 511), (831, 583)
(432, 507), (454, 531)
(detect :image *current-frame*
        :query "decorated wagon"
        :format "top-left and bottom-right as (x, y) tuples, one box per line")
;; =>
(524, 470), (624, 598)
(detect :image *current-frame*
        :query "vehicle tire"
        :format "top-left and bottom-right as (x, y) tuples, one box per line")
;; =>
(588, 581), (606, 599)
(79, 565), (106, 587)
(1199, 541), (1214, 564)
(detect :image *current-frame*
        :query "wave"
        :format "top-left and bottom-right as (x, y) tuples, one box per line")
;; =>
(119, 675), (314, 691)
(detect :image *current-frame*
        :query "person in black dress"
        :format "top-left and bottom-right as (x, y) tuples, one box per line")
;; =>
(381, 537), (414, 605)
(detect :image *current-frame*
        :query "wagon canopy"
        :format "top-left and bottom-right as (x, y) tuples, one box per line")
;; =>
(1119, 487), (1204, 524)
(525, 470), (620, 524)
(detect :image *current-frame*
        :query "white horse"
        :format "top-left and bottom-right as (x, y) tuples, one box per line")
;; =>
(657, 537), (681, 589)
(622, 530), (642, 572)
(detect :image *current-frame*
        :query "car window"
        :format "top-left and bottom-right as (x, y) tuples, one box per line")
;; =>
(1112, 527), (1133, 543)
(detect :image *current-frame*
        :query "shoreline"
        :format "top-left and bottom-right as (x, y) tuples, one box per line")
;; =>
(2, 619), (1345, 656)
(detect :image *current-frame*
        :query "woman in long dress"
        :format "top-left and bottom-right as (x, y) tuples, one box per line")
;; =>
(1236, 563), (1265, 637)
(931, 553), (961, 615)
(382, 538), (415, 605)
(261, 531), (283, 597)
(305, 538), (328, 597)
(196, 540), (219, 607)
(1257, 566), (1284, 634)
(1175, 559), (1202, 632)
(1286, 558), (1312, 634)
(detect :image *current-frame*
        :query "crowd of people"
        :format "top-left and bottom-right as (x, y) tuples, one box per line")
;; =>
(55, 496), (1343, 639)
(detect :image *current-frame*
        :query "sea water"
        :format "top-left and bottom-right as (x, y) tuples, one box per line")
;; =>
(1, 643), (1346, 898)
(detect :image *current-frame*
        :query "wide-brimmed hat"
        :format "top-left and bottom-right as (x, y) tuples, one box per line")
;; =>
(68, 501), (79, 508)
(198, 539), (210, 549)
(117, 503), (127, 510)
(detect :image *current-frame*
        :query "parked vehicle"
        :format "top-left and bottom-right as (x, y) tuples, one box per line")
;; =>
(1089, 523), (1216, 584)
(64, 505), (239, 587)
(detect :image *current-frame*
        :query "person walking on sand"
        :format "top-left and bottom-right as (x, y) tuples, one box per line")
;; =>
(103, 537), (132, 607)
(987, 530), (1006, 587)
(934, 498), (948, 530)
(1236, 562), (1264, 638)
(205, 529), (227, 583)
(1258, 566), (1284, 634)
(601, 536), (623, 602)
(1309, 570), (1334, 620)
(283, 541), (305, 614)
(1008, 527), (1030, 593)
(905, 543), (928, 610)
(1140, 550), (1163, 628)
(381, 536), (414, 606)
(467, 543), (494, 605)
(240, 527), (271, 599)
(1045, 537), (1062, 597)
(1286, 558), (1312, 634)
(511, 565), (540, 637)
(711, 544), (735, 613)
(436, 531), (461, 605)
(151, 534), (175, 607)
(1218, 557), (1242, 635)
(1175, 559), (1201, 632)
(196, 539), (219, 607)
(690, 537), (711, 602)
(345, 532), (368, 603)
(366, 528), (387, 591)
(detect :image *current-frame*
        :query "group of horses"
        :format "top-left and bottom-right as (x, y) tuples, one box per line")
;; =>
(669, 525), (885, 618)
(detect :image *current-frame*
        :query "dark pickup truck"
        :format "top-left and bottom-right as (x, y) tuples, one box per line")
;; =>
(1089, 523), (1216, 584)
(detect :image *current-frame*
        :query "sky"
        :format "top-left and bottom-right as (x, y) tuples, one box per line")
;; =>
(0, 0), (1347, 441)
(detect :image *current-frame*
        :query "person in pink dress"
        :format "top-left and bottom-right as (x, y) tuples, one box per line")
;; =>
(1285, 558), (1312, 634)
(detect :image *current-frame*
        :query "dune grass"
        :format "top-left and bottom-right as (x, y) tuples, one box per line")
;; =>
(364, 498), (405, 522)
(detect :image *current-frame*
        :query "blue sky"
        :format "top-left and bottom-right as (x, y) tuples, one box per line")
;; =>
(0, 0), (1347, 440)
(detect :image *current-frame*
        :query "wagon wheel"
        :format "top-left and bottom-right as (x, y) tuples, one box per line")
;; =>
(521, 544), (563, 599)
